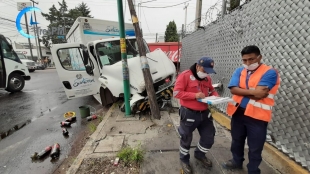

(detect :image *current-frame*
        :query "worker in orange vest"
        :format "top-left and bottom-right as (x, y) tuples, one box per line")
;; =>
(222, 45), (280, 174)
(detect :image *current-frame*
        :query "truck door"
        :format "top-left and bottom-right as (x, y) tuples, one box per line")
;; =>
(0, 50), (5, 88)
(51, 43), (101, 99)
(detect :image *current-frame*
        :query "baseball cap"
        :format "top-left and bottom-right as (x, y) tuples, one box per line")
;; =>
(197, 57), (216, 74)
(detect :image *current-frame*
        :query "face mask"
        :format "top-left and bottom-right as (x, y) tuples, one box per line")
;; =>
(197, 71), (208, 79)
(243, 62), (259, 70)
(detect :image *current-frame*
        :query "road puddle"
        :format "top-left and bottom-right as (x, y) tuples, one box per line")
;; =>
(0, 119), (32, 141)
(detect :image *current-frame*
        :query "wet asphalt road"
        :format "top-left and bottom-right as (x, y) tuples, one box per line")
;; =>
(0, 69), (103, 174)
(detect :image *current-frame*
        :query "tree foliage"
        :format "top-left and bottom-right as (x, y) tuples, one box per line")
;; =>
(164, 21), (178, 42)
(40, 0), (92, 48)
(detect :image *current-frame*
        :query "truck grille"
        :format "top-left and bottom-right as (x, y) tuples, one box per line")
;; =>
(26, 62), (35, 66)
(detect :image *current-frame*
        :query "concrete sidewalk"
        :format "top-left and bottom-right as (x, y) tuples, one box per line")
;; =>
(66, 104), (279, 174)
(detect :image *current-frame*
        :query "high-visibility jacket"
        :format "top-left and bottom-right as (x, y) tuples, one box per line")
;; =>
(226, 64), (280, 122)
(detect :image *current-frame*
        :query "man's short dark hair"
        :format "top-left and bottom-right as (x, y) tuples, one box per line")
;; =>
(241, 45), (261, 56)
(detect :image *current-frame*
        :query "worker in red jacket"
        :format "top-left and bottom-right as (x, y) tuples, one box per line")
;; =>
(173, 57), (219, 174)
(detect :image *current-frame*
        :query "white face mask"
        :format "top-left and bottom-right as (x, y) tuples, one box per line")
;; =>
(243, 62), (259, 70)
(197, 71), (208, 79)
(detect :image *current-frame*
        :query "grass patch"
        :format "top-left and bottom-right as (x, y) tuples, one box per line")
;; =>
(117, 143), (145, 166)
(88, 122), (97, 133)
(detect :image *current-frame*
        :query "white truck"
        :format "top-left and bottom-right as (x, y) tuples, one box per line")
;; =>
(0, 34), (31, 92)
(16, 52), (36, 72)
(51, 17), (176, 113)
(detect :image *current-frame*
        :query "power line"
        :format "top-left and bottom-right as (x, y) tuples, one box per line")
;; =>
(0, 17), (26, 26)
(139, 0), (192, 8)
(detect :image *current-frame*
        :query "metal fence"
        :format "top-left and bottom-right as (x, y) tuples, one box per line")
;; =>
(180, 0), (310, 171)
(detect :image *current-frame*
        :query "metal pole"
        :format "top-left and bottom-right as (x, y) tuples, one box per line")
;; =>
(117, 0), (131, 116)
(32, 26), (40, 61)
(24, 14), (34, 60)
(127, 0), (161, 119)
(155, 33), (157, 42)
(30, 0), (43, 60)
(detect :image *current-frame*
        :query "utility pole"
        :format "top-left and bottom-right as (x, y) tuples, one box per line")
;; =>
(183, 3), (189, 33)
(30, 0), (43, 60)
(127, 0), (161, 119)
(195, 0), (202, 30)
(221, 0), (227, 17)
(117, 0), (131, 116)
(155, 33), (158, 42)
(24, 14), (34, 60)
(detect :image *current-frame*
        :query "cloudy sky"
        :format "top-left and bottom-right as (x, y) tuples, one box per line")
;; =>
(0, 0), (220, 44)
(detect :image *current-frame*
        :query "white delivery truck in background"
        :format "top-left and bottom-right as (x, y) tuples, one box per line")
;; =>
(0, 34), (31, 92)
(16, 52), (36, 72)
(51, 17), (176, 113)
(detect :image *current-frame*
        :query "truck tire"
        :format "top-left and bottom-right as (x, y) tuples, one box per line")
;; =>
(29, 69), (35, 72)
(100, 87), (117, 107)
(6, 73), (25, 93)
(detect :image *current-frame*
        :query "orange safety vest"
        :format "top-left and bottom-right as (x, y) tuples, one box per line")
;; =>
(226, 64), (280, 122)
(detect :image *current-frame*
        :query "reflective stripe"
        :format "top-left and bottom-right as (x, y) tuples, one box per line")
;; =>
(197, 142), (209, 153)
(249, 87), (255, 90)
(180, 146), (189, 155)
(208, 112), (211, 118)
(229, 100), (237, 106)
(268, 93), (274, 99)
(186, 119), (195, 122)
(248, 99), (272, 110)
(173, 91), (179, 97)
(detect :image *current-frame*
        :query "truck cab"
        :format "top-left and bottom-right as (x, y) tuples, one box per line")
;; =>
(51, 36), (176, 113)
(0, 34), (31, 92)
(16, 52), (36, 72)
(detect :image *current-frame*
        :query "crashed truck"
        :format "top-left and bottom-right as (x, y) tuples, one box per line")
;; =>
(51, 17), (176, 113)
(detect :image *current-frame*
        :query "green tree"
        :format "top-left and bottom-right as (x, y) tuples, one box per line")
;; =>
(40, 0), (92, 48)
(164, 21), (178, 42)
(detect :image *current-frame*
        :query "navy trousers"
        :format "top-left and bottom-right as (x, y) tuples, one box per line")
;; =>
(231, 107), (268, 174)
(178, 106), (215, 164)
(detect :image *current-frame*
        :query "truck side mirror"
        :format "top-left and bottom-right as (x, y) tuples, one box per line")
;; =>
(85, 65), (93, 75)
(80, 44), (89, 65)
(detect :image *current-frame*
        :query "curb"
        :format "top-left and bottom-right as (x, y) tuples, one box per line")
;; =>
(212, 111), (309, 174)
(66, 103), (117, 174)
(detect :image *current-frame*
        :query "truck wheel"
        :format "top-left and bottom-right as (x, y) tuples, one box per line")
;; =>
(100, 87), (118, 107)
(6, 73), (25, 93)
(29, 69), (35, 72)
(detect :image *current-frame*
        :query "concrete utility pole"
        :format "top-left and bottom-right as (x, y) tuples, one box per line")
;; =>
(24, 14), (34, 60)
(183, 3), (189, 32)
(195, 0), (202, 30)
(127, 0), (161, 119)
(222, 0), (227, 18)
(30, 0), (43, 60)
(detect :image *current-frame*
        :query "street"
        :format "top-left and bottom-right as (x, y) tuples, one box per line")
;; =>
(0, 69), (104, 174)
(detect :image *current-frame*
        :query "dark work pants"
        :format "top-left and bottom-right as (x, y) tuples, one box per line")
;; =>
(178, 106), (215, 164)
(231, 108), (268, 174)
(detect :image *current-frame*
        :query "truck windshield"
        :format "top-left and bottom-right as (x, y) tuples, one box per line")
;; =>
(95, 38), (150, 66)
(0, 39), (21, 63)
(17, 53), (27, 59)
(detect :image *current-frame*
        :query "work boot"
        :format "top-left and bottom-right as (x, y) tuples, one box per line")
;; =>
(222, 159), (243, 170)
(180, 161), (192, 174)
(194, 156), (212, 168)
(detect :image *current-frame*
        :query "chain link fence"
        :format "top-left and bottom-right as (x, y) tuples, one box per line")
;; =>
(180, 0), (310, 171)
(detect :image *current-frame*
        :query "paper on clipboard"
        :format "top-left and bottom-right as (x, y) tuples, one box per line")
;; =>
(197, 96), (234, 105)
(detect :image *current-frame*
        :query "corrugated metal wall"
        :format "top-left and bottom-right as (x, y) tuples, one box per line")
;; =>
(180, 0), (310, 171)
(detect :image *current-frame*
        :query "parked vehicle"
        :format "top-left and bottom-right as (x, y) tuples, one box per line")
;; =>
(51, 17), (176, 113)
(0, 34), (30, 92)
(16, 52), (36, 72)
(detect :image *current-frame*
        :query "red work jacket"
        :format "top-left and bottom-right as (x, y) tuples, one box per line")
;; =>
(173, 70), (219, 111)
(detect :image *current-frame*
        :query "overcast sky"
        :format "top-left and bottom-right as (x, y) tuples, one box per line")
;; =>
(0, 0), (220, 44)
